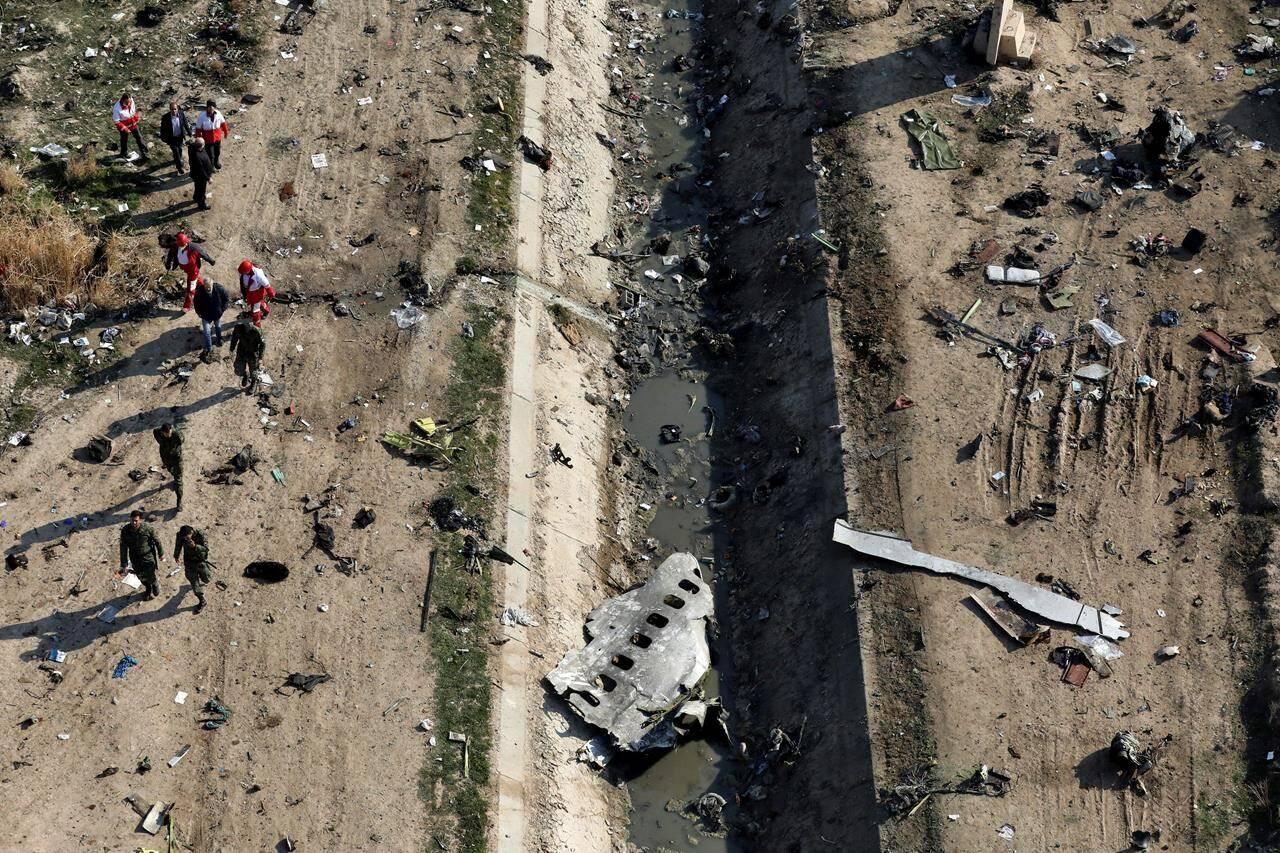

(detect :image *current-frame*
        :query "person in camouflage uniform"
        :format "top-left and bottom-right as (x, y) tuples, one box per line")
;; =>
(153, 422), (184, 511)
(174, 524), (212, 614)
(119, 509), (164, 599)
(229, 312), (265, 395)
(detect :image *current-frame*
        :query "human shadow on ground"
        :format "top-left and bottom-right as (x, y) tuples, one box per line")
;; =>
(101, 386), (240, 438)
(131, 198), (202, 230)
(0, 584), (195, 661)
(64, 322), (241, 394)
(3, 486), (168, 554)
(69, 326), (204, 392)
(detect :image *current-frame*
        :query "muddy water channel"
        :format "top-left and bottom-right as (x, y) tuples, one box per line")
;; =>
(605, 0), (743, 849)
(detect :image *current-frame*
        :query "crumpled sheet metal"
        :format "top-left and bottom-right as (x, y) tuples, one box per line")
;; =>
(546, 552), (712, 750)
(833, 521), (1129, 640)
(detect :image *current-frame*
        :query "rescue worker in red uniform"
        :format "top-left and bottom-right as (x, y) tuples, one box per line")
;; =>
(195, 99), (228, 170)
(238, 260), (274, 326)
(112, 92), (148, 162)
(164, 233), (216, 312)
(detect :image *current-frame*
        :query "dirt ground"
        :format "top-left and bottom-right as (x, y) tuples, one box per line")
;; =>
(806, 0), (1280, 850)
(0, 0), (508, 849)
(11, 0), (1280, 849)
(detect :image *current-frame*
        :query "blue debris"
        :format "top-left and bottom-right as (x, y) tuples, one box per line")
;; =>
(111, 654), (139, 679)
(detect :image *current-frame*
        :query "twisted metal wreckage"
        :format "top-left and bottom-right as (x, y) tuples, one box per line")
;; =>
(545, 553), (726, 762)
(832, 520), (1130, 641)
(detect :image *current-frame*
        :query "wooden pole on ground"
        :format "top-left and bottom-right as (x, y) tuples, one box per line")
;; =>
(420, 549), (438, 632)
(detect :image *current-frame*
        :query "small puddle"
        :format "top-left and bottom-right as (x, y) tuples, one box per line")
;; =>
(608, 0), (743, 847)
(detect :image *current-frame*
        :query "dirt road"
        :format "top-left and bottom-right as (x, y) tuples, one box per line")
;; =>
(1, 0), (492, 848)
(492, 0), (627, 844)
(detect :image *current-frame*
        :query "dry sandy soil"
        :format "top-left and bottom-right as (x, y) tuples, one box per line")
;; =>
(807, 0), (1280, 850)
(12, 0), (1280, 849)
(0, 0), (511, 849)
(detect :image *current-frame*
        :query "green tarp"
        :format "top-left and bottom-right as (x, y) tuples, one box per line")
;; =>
(902, 109), (961, 170)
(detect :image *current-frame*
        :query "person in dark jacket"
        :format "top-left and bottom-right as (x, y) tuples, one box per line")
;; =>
(187, 137), (214, 211)
(158, 101), (192, 174)
(229, 313), (266, 395)
(192, 279), (229, 361)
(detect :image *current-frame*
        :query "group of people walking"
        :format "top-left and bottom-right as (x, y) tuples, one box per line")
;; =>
(162, 234), (270, 387)
(114, 235), (267, 611)
(116, 423), (211, 611)
(107, 93), (272, 614)
(115, 238), (271, 612)
(113, 92), (227, 211)
(119, 505), (213, 613)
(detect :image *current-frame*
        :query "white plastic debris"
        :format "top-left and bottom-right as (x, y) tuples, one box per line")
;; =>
(174, 691), (188, 705)
(30, 143), (70, 157)
(985, 265), (1040, 284)
(1004, 267), (1040, 284)
(1157, 645), (1180, 659)
(500, 606), (540, 627)
(1075, 634), (1124, 661)
(311, 152), (328, 169)
(390, 306), (425, 329)
(997, 824), (1015, 841)
(1074, 363), (1112, 382)
(1088, 318), (1126, 348)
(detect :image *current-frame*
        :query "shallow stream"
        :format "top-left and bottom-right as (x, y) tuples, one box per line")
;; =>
(609, 0), (743, 848)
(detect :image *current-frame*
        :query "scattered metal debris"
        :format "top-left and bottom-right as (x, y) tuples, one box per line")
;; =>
(882, 763), (1012, 818)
